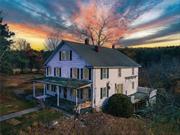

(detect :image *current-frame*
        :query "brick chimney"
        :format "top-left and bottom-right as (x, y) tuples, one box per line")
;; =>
(112, 44), (115, 49)
(85, 38), (89, 45)
(95, 46), (99, 52)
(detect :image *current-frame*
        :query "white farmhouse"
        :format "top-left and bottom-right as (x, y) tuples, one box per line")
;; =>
(33, 40), (152, 112)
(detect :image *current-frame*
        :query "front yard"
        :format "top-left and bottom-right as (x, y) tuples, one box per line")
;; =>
(0, 109), (64, 135)
(0, 73), (43, 115)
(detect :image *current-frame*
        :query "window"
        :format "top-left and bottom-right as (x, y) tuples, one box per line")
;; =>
(51, 85), (57, 92)
(54, 67), (61, 77)
(83, 68), (89, 80)
(46, 67), (51, 76)
(132, 82), (135, 89)
(81, 68), (91, 80)
(71, 68), (79, 79)
(100, 87), (108, 99)
(101, 68), (109, 79)
(59, 50), (72, 61)
(83, 88), (90, 100)
(118, 68), (121, 77)
(70, 89), (73, 96)
(46, 84), (51, 91)
(58, 86), (61, 93)
(132, 68), (135, 75)
(115, 84), (123, 94)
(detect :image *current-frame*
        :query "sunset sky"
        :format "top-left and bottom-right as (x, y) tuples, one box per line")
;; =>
(0, 0), (180, 50)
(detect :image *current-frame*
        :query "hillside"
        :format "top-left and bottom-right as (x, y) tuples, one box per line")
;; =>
(21, 112), (149, 135)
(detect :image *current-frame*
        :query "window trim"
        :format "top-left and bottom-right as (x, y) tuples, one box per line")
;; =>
(46, 67), (51, 76)
(101, 68), (109, 79)
(71, 68), (79, 79)
(54, 67), (61, 77)
(59, 50), (72, 61)
(100, 87), (108, 99)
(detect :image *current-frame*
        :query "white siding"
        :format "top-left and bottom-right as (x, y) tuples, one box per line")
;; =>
(93, 67), (138, 108)
(46, 43), (91, 78)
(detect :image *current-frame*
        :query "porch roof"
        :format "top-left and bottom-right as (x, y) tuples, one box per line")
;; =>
(33, 77), (92, 89)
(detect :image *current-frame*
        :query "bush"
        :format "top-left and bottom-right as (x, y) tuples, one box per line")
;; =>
(104, 94), (133, 117)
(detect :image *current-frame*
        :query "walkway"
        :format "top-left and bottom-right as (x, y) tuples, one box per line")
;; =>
(0, 107), (40, 122)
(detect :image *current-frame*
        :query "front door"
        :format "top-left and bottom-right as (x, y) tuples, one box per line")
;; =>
(64, 88), (67, 98)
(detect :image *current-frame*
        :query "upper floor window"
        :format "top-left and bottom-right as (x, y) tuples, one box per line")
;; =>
(118, 68), (121, 77)
(59, 50), (72, 61)
(70, 68), (79, 79)
(54, 67), (61, 77)
(81, 68), (91, 80)
(101, 68), (109, 79)
(46, 67), (51, 76)
(100, 87), (108, 99)
(83, 68), (89, 80)
(132, 68), (135, 75)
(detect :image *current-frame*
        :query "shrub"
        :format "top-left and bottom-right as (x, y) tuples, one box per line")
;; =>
(104, 94), (133, 117)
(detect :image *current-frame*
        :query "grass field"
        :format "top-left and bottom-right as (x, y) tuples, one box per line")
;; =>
(0, 73), (43, 115)
(0, 109), (64, 135)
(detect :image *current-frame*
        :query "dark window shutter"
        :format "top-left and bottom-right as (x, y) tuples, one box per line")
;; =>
(54, 68), (56, 76)
(100, 88), (102, 99)
(70, 51), (72, 60)
(70, 68), (72, 78)
(107, 68), (109, 78)
(100, 69), (103, 80)
(81, 68), (83, 79)
(89, 69), (91, 80)
(77, 68), (79, 79)
(59, 51), (61, 61)
(59, 68), (61, 77)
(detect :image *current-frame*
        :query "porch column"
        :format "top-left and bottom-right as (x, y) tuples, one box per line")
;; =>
(33, 82), (36, 97)
(43, 84), (46, 101)
(91, 85), (95, 108)
(75, 89), (78, 106)
(57, 86), (60, 106)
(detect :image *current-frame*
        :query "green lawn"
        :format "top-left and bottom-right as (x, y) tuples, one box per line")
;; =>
(0, 109), (64, 135)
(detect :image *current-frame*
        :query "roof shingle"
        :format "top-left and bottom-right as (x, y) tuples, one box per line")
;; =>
(45, 40), (141, 67)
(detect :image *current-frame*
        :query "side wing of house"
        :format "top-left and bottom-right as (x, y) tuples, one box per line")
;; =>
(45, 43), (91, 78)
(93, 67), (139, 108)
(44, 43), (93, 103)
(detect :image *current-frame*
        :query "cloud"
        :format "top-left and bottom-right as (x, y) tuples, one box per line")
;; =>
(0, 0), (179, 49)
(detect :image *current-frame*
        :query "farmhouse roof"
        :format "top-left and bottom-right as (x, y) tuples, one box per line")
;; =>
(45, 40), (141, 67)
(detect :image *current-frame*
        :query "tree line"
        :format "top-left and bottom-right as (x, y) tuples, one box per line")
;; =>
(119, 47), (180, 92)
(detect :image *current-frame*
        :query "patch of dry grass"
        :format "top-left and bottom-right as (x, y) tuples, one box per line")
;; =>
(0, 73), (43, 115)
(24, 112), (150, 135)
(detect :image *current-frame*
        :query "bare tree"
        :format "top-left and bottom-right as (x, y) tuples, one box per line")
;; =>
(44, 32), (62, 51)
(15, 39), (31, 51)
(71, 1), (129, 46)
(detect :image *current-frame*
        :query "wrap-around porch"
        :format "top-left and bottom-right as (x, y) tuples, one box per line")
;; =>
(32, 77), (93, 113)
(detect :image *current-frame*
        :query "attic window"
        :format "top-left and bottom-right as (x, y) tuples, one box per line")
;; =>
(59, 50), (72, 61)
